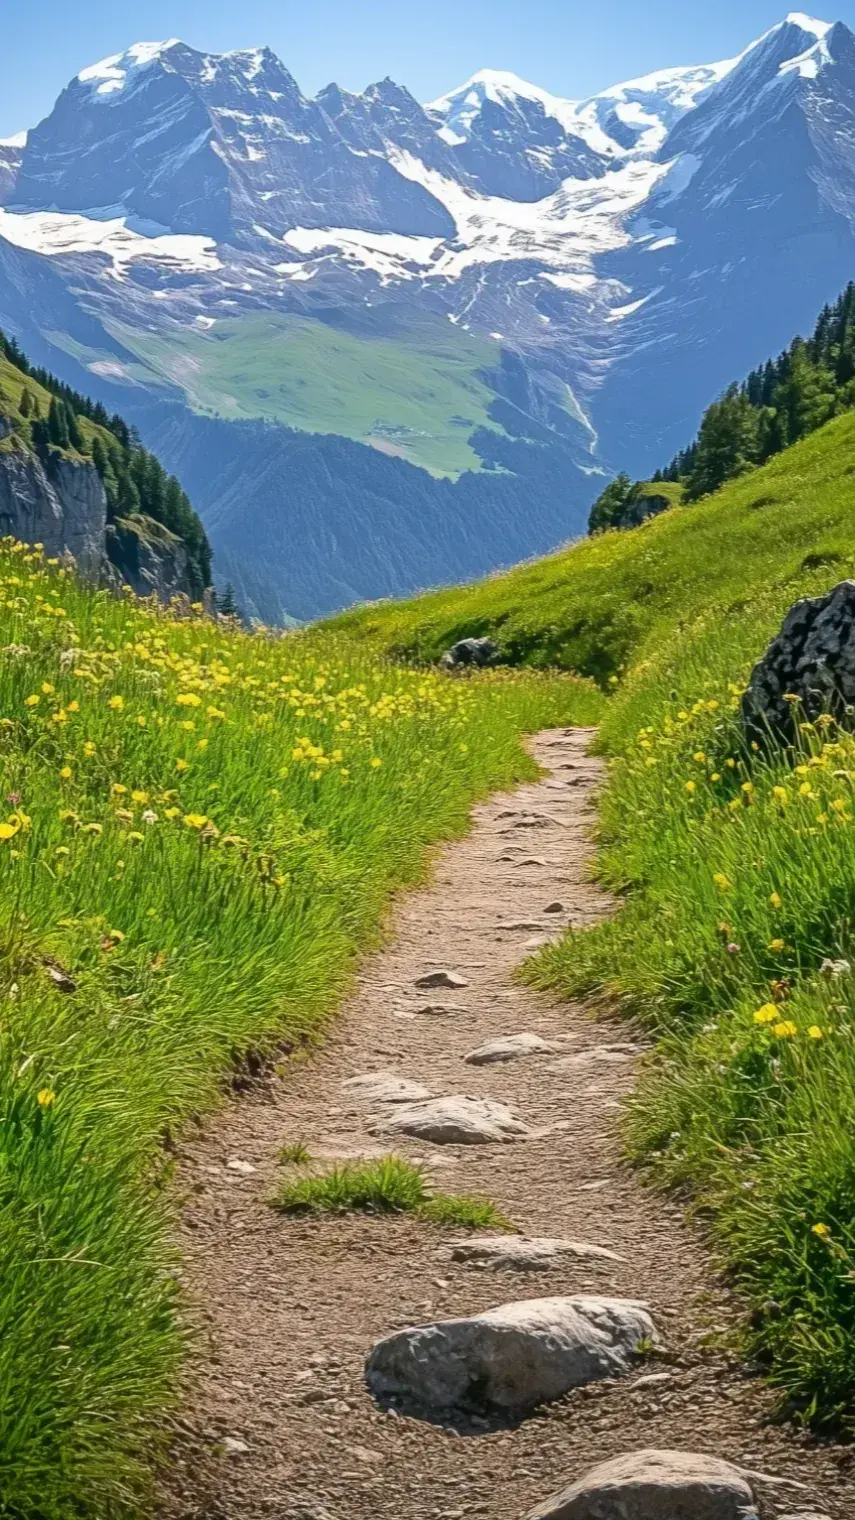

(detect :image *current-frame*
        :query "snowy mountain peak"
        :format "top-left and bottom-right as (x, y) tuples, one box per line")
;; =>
(783, 12), (832, 35)
(77, 40), (181, 96)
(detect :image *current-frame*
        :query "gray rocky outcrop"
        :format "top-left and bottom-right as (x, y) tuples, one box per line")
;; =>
(105, 514), (195, 601)
(0, 444), (106, 578)
(441, 637), (500, 670)
(0, 440), (196, 601)
(365, 1296), (658, 1416)
(525, 1450), (758, 1520)
(742, 581), (855, 743)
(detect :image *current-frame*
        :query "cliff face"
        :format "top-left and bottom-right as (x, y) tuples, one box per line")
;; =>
(0, 422), (196, 599)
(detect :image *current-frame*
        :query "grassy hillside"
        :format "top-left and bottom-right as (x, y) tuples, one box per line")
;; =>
(330, 409), (855, 681)
(109, 311), (505, 477)
(0, 545), (598, 1518)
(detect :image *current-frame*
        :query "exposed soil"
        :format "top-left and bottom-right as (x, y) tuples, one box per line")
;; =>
(159, 729), (855, 1520)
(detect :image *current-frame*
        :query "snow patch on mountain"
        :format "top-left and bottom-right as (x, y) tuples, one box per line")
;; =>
(78, 40), (182, 97)
(387, 147), (671, 276)
(282, 225), (443, 281)
(0, 208), (220, 277)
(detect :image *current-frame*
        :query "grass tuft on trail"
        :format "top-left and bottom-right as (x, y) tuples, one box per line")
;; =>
(0, 539), (597, 1518)
(273, 1155), (510, 1229)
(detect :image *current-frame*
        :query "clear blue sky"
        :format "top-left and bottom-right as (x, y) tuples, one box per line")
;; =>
(2, 1), (854, 138)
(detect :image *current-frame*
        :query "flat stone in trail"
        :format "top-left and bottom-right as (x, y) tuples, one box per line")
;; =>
(414, 969), (469, 989)
(544, 901), (565, 914)
(364, 1296), (658, 1417)
(342, 1073), (433, 1104)
(525, 1450), (758, 1520)
(445, 1236), (626, 1270)
(549, 1046), (640, 1071)
(464, 1034), (559, 1066)
(371, 1095), (529, 1145)
(498, 919), (555, 932)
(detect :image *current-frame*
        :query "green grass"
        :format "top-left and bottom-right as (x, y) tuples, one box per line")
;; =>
(279, 1140), (312, 1166)
(0, 545), (599, 1518)
(273, 1155), (510, 1229)
(109, 311), (505, 477)
(329, 409), (855, 681)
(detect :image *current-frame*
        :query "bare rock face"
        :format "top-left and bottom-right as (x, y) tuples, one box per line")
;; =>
(105, 514), (195, 601)
(742, 581), (855, 743)
(526, 1450), (758, 1520)
(365, 1296), (658, 1416)
(440, 637), (500, 670)
(372, 1095), (528, 1144)
(0, 447), (106, 578)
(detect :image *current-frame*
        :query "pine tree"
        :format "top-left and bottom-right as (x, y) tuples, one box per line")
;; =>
(685, 387), (761, 500)
(47, 397), (69, 449)
(218, 583), (238, 617)
(19, 388), (32, 418)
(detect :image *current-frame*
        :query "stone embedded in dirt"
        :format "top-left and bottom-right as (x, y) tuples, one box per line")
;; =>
(464, 1033), (558, 1065)
(222, 1436), (250, 1455)
(226, 1158), (258, 1175)
(364, 1296), (658, 1416)
(544, 901), (565, 914)
(516, 856), (549, 867)
(343, 1072), (433, 1103)
(413, 1002), (468, 1017)
(371, 1095), (529, 1145)
(445, 1236), (626, 1270)
(498, 919), (554, 932)
(525, 1450), (758, 1520)
(742, 580), (855, 745)
(549, 1046), (639, 1071)
(414, 969), (469, 989)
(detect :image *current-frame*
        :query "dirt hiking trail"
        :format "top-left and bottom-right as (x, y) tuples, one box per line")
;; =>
(160, 729), (854, 1520)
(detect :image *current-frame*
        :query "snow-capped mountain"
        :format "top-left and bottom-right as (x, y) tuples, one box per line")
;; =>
(0, 14), (852, 620)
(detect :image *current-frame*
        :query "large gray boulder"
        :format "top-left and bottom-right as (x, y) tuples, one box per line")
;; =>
(742, 581), (855, 744)
(526, 1450), (758, 1520)
(365, 1296), (658, 1416)
(441, 637), (500, 670)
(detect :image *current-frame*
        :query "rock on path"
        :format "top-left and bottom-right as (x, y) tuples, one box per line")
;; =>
(526, 1450), (758, 1520)
(464, 1033), (558, 1065)
(371, 1094), (528, 1144)
(365, 1296), (659, 1417)
(444, 1236), (626, 1270)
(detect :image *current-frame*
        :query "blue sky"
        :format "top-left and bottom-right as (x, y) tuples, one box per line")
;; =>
(2, 1), (853, 138)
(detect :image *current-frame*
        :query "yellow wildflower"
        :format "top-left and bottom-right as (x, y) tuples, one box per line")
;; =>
(37, 1089), (55, 1108)
(183, 814), (208, 830)
(772, 1020), (798, 1039)
(753, 1004), (778, 1025)
(808, 1026), (824, 1040)
(770, 891), (782, 910)
(59, 766), (72, 780)
(107, 695), (124, 711)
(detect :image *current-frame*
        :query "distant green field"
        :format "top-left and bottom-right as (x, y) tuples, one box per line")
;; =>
(111, 311), (504, 477)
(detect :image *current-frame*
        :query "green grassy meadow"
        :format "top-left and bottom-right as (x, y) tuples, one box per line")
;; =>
(330, 409), (855, 681)
(111, 311), (503, 476)
(0, 546), (599, 1517)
